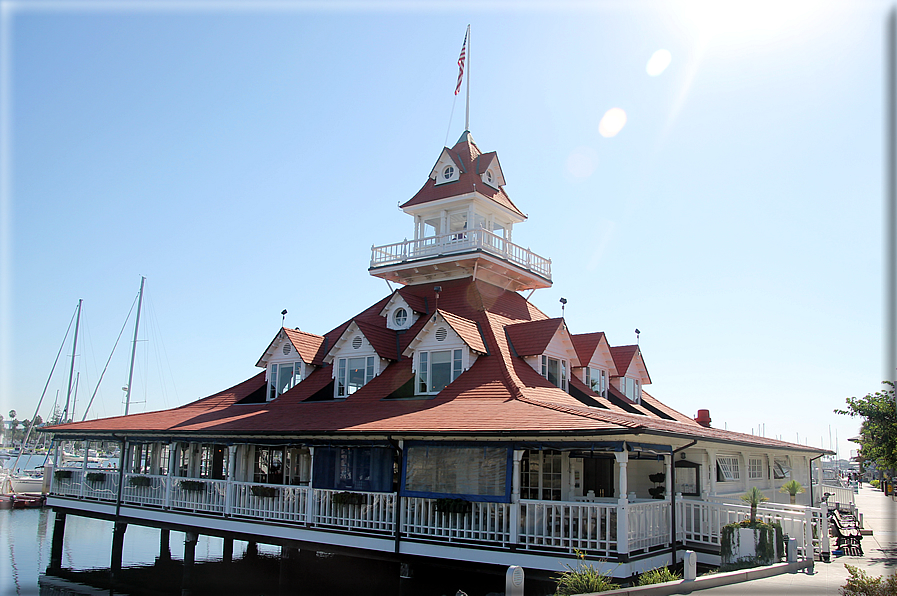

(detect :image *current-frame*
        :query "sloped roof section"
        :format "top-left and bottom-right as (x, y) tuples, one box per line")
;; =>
(437, 309), (488, 354)
(400, 133), (526, 218)
(571, 332), (608, 368)
(505, 318), (565, 357)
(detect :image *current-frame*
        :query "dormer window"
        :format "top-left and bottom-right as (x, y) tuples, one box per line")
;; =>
(620, 377), (641, 403)
(585, 367), (607, 396)
(268, 361), (303, 401)
(417, 349), (462, 394)
(485, 169), (493, 184)
(541, 356), (568, 392)
(393, 308), (408, 327)
(336, 356), (375, 398)
(443, 165), (454, 180)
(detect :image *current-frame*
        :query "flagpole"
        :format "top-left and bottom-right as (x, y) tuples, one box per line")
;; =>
(465, 24), (471, 132)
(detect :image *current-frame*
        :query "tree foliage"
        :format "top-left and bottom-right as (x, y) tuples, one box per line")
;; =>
(835, 381), (897, 472)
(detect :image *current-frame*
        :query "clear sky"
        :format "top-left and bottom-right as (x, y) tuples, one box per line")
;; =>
(0, 1), (890, 462)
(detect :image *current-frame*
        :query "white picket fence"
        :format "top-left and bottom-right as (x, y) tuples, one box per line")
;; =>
(518, 500), (617, 556)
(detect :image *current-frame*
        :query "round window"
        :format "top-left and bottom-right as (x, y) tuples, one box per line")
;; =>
(282, 344), (292, 355)
(435, 327), (448, 342)
(393, 308), (408, 327)
(443, 165), (454, 180)
(486, 170), (493, 183)
(352, 336), (363, 349)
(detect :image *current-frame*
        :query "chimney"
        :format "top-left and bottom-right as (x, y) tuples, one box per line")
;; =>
(695, 409), (712, 428)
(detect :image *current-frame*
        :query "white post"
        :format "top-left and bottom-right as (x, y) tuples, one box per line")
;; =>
(804, 506), (815, 567)
(664, 455), (672, 500)
(510, 450), (523, 544)
(79, 440), (89, 498)
(615, 451), (630, 556)
(164, 442), (177, 509)
(707, 449), (718, 497)
(225, 445), (237, 517)
(306, 446), (316, 524)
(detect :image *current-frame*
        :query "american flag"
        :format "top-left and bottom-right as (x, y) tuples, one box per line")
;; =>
(454, 31), (467, 95)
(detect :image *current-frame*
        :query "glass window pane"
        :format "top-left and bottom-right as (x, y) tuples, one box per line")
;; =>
(337, 359), (346, 397)
(429, 350), (452, 392)
(453, 349), (462, 381)
(277, 363), (293, 395)
(418, 352), (428, 394)
(547, 358), (560, 387)
(347, 357), (366, 394)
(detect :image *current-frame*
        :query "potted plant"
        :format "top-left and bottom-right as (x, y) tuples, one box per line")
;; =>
(53, 470), (73, 480)
(129, 475), (152, 487)
(434, 498), (472, 515)
(648, 472), (666, 499)
(720, 487), (782, 570)
(179, 480), (205, 492)
(779, 480), (804, 505)
(331, 491), (364, 507)
(250, 485), (278, 498)
(85, 472), (106, 483)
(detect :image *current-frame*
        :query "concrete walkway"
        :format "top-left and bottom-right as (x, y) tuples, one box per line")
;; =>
(695, 482), (896, 595)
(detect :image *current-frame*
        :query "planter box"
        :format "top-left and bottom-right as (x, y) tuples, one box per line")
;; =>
(721, 524), (778, 570)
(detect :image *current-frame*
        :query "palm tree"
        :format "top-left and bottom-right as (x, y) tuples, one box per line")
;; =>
(778, 480), (804, 505)
(741, 486), (769, 524)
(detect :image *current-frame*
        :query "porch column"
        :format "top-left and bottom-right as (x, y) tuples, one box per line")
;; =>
(305, 446), (316, 523)
(615, 451), (630, 557)
(664, 455), (672, 500)
(706, 449), (717, 497)
(79, 440), (89, 498)
(701, 451), (711, 500)
(225, 445), (237, 517)
(509, 450), (523, 544)
(165, 442), (177, 509)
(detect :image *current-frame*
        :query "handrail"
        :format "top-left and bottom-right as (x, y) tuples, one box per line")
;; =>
(370, 228), (551, 280)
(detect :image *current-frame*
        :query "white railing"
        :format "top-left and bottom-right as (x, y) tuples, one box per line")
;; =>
(518, 500), (616, 556)
(121, 473), (167, 507)
(821, 483), (855, 509)
(315, 489), (396, 534)
(232, 482), (309, 523)
(679, 498), (824, 559)
(169, 478), (228, 514)
(49, 470), (83, 498)
(370, 229), (552, 280)
(628, 500), (672, 552)
(403, 498), (510, 545)
(81, 471), (120, 501)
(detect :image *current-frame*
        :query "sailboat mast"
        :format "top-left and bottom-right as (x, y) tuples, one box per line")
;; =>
(124, 276), (146, 416)
(62, 299), (82, 423)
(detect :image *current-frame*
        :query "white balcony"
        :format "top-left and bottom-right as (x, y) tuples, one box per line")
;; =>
(370, 229), (551, 289)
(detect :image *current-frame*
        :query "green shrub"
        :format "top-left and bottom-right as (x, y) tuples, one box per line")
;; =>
(128, 475), (151, 487)
(841, 564), (897, 596)
(637, 566), (681, 586)
(85, 472), (106, 483)
(53, 470), (73, 480)
(871, 479), (881, 488)
(554, 551), (616, 596)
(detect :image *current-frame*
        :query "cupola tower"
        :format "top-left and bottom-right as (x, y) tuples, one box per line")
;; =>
(369, 131), (552, 291)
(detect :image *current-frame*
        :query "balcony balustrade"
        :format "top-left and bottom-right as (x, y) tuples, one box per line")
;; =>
(370, 229), (551, 281)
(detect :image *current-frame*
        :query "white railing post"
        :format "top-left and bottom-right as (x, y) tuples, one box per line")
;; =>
(617, 497), (630, 556)
(225, 445), (236, 517)
(164, 442), (177, 509)
(804, 506), (815, 565)
(510, 450), (523, 545)
(305, 447), (315, 525)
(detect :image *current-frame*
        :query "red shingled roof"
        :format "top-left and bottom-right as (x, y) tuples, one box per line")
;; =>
(46, 277), (825, 453)
(505, 318), (564, 357)
(571, 332), (607, 367)
(400, 133), (526, 218)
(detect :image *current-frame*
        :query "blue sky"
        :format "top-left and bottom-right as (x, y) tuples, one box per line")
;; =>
(0, 1), (889, 461)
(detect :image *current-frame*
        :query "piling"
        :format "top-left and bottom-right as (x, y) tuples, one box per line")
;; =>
(222, 537), (234, 564)
(182, 531), (198, 596)
(158, 528), (171, 562)
(49, 512), (66, 571)
(110, 522), (127, 577)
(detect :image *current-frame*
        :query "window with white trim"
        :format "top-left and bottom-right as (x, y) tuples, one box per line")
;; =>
(336, 356), (375, 398)
(585, 367), (607, 396)
(541, 356), (567, 391)
(521, 450), (562, 501)
(268, 361), (303, 401)
(620, 377), (641, 402)
(748, 457), (764, 480)
(417, 349), (463, 394)
(717, 456), (741, 482)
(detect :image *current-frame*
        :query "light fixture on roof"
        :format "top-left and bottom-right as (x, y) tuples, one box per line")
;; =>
(635, 328), (641, 344)
(560, 297), (567, 318)
(281, 309), (288, 325)
(434, 286), (442, 311)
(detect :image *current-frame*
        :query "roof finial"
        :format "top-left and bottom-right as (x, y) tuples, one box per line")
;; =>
(560, 297), (567, 318)
(281, 309), (288, 326)
(635, 328), (641, 345)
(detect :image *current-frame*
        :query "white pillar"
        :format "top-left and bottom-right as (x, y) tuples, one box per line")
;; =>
(615, 450), (630, 556)
(164, 442), (177, 509)
(664, 455), (672, 500)
(225, 445), (237, 517)
(79, 440), (89, 498)
(305, 446), (316, 524)
(707, 449), (717, 497)
(510, 450), (523, 544)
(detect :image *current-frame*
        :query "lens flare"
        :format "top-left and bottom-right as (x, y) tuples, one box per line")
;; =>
(646, 49), (672, 76)
(599, 108), (627, 138)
